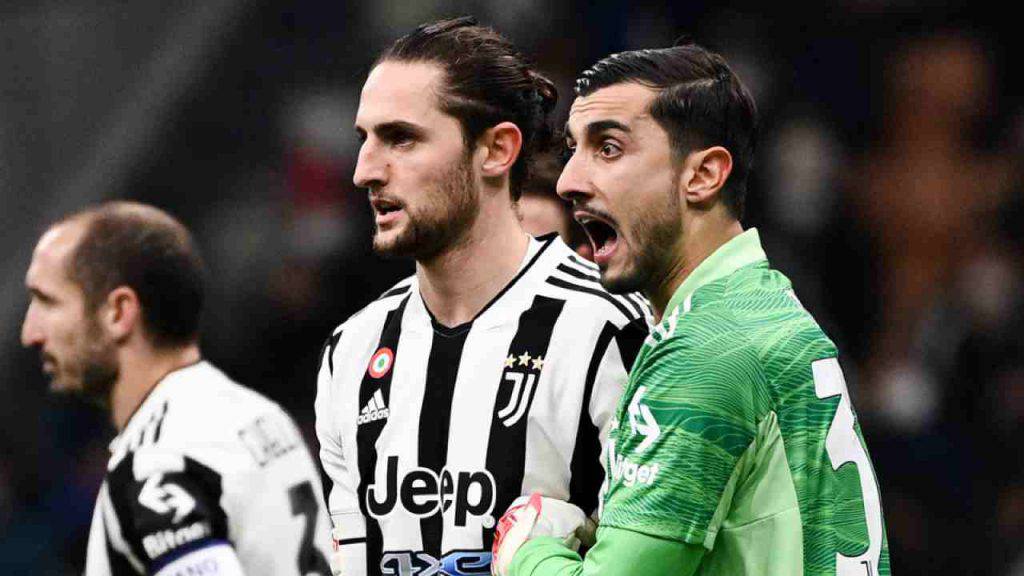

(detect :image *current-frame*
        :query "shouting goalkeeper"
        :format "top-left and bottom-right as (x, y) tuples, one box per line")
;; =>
(493, 42), (891, 575)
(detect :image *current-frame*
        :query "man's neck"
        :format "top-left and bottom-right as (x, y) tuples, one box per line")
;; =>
(110, 342), (202, 431)
(648, 218), (744, 323)
(417, 201), (529, 328)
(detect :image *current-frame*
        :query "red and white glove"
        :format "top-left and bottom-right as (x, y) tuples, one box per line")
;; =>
(491, 493), (587, 576)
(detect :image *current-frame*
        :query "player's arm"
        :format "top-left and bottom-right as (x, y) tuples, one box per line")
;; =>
(106, 448), (245, 575)
(510, 527), (703, 576)
(314, 331), (366, 575)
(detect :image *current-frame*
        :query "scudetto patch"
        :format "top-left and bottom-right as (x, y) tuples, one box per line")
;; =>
(368, 347), (395, 379)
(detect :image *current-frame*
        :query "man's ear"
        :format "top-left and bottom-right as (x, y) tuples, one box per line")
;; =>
(680, 146), (733, 207)
(100, 286), (141, 343)
(479, 121), (523, 181)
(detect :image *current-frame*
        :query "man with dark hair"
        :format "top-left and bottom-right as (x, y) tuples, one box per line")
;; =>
(22, 201), (332, 576)
(316, 17), (647, 576)
(492, 43), (890, 575)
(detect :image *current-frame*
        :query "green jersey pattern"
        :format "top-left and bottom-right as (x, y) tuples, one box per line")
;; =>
(600, 229), (890, 575)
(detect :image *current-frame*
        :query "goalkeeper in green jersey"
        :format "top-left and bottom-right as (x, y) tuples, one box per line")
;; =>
(491, 42), (891, 576)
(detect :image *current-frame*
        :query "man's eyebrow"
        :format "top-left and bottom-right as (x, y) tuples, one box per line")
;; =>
(357, 120), (426, 139)
(564, 119), (632, 141)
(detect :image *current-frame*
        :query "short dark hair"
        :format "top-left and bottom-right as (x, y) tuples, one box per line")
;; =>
(378, 16), (558, 201)
(62, 202), (205, 348)
(575, 41), (757, 218)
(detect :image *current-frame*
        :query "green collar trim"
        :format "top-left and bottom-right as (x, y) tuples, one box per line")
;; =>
(664, 228), (767, 318)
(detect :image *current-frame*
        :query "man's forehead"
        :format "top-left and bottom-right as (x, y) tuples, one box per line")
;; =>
(567, 82), (659, 134)
(28, 223), (81, 279)
(357, 60), (445, 124)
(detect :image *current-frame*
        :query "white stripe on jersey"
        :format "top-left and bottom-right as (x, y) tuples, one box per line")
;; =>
(373, 301), (431, 554)
(317, 234), (648, 576)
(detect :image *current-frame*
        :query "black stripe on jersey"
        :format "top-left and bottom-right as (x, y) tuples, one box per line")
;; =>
(324, 330), (344, 375)
(378, 284), (412, 300)
(152, 400), (169, 444)
(554, 264), (644, 318)
(545, 276), (636, 321)
(418, 328), (471, 556)
(556, 262), (600, 283)
(483, 294), (566, 550)
(356, 295), (410, 574)
(104, 511), (139, 576)
(616, 316), (648, 371)
(627, 293), (652, 317)
(561, 258), (601, 280)
(568, 322), (616, 514)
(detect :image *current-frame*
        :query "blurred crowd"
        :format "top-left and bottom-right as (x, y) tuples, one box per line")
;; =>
(0, 2), (1021, 574)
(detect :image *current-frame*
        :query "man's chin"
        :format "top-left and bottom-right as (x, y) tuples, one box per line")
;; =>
(597, 263), (645, 295)
(372, 233), (417, 259)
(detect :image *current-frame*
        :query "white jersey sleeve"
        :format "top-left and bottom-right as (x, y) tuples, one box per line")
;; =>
(315, 328), (368, 575)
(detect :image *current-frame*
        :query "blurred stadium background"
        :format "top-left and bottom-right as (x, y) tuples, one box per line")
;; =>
(0, 1), (1021, 573)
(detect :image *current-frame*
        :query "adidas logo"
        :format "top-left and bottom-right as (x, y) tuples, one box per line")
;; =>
(357, 389), (390, 425)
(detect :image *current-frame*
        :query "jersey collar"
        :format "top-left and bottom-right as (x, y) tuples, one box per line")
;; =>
(663, 228), (767, 319)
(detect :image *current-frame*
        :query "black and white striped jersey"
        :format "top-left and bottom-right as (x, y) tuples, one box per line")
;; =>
(84, 361), (332, 576)
(315, 234), (649, 576)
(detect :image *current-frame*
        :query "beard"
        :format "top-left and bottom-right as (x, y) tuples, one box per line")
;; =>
(599, 183), (682, 296)
(371, 155), (479, 261)
(47, 318), (119, 408)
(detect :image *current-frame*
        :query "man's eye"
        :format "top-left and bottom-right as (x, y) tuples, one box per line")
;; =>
(392, 135), (416, 148)
(599, 142), (622, 158)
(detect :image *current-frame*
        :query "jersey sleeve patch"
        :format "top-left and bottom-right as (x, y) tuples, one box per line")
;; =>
(601, 328), (767, 547)
(106, 451), (229, 570)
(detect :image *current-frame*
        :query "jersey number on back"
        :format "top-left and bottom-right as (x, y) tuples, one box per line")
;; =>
(812, 358), (884, 576)
(289, 481), (331, 576)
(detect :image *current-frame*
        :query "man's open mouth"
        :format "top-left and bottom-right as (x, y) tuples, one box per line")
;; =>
(575, 212), (619, 263)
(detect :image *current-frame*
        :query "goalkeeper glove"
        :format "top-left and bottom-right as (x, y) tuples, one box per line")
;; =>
(491, 493), (587, 576)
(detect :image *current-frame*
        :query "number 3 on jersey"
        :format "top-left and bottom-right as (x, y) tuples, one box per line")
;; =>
(812, 358), (884, 576)
(811, 356), (884, 569)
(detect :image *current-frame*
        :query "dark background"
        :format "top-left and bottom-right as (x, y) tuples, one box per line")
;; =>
(1, 1), (1021, 573)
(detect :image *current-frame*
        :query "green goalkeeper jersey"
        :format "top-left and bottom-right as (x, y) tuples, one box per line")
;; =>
(510, 229), (891, 576)
(592, 228), (890, 575)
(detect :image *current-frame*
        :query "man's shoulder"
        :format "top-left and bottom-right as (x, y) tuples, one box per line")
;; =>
(640, 262), (834, 385)
(536, 238), (650, 327)
(332, 274), (416, 337)
(126, 363), (304, 471)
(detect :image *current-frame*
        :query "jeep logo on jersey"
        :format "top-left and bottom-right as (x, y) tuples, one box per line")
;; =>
(366, 456), (496, 528)
(368, 347), (394, 379)
(627, 386), (660, 452)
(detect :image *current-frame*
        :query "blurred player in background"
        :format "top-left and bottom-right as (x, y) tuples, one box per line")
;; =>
(316, 17), (648, 576)
(21, 202), (331, 576)
(493, 43), (891, 575)
(515, 150), (593, 261)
